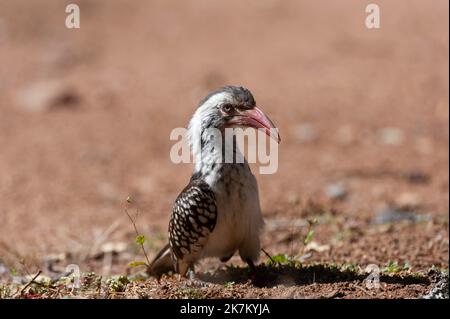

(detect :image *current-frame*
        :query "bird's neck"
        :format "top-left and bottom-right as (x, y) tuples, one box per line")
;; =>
(191, 128), (248, 182)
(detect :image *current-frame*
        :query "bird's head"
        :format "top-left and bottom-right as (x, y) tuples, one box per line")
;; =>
(188, 86), (281, 145)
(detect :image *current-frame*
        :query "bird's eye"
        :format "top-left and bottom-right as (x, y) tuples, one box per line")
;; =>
(221, 104), (233, 113)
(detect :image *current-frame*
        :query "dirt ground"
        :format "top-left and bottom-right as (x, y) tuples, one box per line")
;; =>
(0, 1), (448, 299)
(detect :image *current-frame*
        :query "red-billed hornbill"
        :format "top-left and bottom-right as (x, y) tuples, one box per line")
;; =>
(150, 86), (280, 277)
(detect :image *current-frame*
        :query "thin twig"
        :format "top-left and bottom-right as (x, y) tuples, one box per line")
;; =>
(261, 248), (276, 265)
(125, 208), (151, 266)
(20, 260), (54, 289)
(291, 223), (299, 259)
(20, 270), (42, 295)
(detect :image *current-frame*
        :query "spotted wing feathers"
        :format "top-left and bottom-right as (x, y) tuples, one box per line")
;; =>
(168, 179), (217, 268)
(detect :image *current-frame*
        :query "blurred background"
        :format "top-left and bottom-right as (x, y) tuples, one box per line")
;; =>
(0, 0), (448, 278)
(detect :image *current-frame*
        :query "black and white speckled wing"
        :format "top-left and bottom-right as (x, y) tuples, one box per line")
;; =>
(168, 178), (217, 273)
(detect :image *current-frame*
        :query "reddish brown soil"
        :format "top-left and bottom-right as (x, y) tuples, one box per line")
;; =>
(0, 0), (448, 299)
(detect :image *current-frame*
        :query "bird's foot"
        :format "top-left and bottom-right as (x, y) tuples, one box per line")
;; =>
(245, 259), (258, 281)
(187, 270), (212, 288)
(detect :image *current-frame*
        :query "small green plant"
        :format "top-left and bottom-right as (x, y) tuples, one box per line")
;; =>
(128, 261), (147, 268)
(178, 287), (206, 299)
(135, 235), (146, 246)
(264, 217), (318, 267)
(224, 281), (235, 288)
(124, 197), (151, 270)
(265, 253), (291, 266)
(411, 271), (426, 279)
(10, 268), (18, 276)
(80, 272), (101, 291)
(340, 263), (360, 273)
(382, 261), (400, 273)
(106, 275), (130, 292)
(264, 253), (301, 268)
(299, 218), (317, 257)
(304, 229), (315, 245)
(382, 261), (411, 274)
(0, 284), (13, 298)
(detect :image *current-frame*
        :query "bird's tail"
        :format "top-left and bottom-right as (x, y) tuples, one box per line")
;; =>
(148, 243), (175, 277)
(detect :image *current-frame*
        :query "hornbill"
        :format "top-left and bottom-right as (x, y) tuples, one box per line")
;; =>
(149, 86), (280, 277)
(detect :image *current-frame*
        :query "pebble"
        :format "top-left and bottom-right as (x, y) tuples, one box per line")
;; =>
(100, 242), (128, 254)
(15, 80), (79, 113)
(0, 262), (9, 276)
(377, 127), (404, 145)
(305, 241), (330, 253)
(325, 183), (348, 201)
(395, 192), (421, 209)
(97, 183), (119, 202)
(402, 171), (430, 184)
(294, 123), (319, 142)
(372, 207), (429, 225)
(287, 192), (301, 205)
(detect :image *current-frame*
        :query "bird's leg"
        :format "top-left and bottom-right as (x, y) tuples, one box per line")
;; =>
(246, 259), (256, 272)
(220, 253), (234, 263)
(245, 258), (257, 278)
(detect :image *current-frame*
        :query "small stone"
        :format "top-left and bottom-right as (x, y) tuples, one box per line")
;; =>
(97, 183), (119, 202)
(377, 127), (404, 145)
(305, 241), (330, 253)
(402, 171), (430, 184)
(395, 192), (421, 209)
(100, 242), (128, 254)
(325, 183), (348, 201)
(372, 207), (429, 225)
(15, 80), (79, 113)
(287, 192), (301, 205)
(0, 262), (9, 276)
(294, 123), (319, 142)
(299, 252), (313, 262)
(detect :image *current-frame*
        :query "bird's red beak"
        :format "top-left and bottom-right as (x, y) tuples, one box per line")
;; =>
(229, 107), (281, 143)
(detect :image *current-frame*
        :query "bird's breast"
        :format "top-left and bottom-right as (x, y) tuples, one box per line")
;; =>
(201, 163), (262, 258)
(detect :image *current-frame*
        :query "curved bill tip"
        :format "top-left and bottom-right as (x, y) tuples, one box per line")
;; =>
(243, 106), (281, 144)
(269, 127), (281, 144)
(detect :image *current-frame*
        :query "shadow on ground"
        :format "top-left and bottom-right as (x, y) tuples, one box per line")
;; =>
(198, 264), (430, 288)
